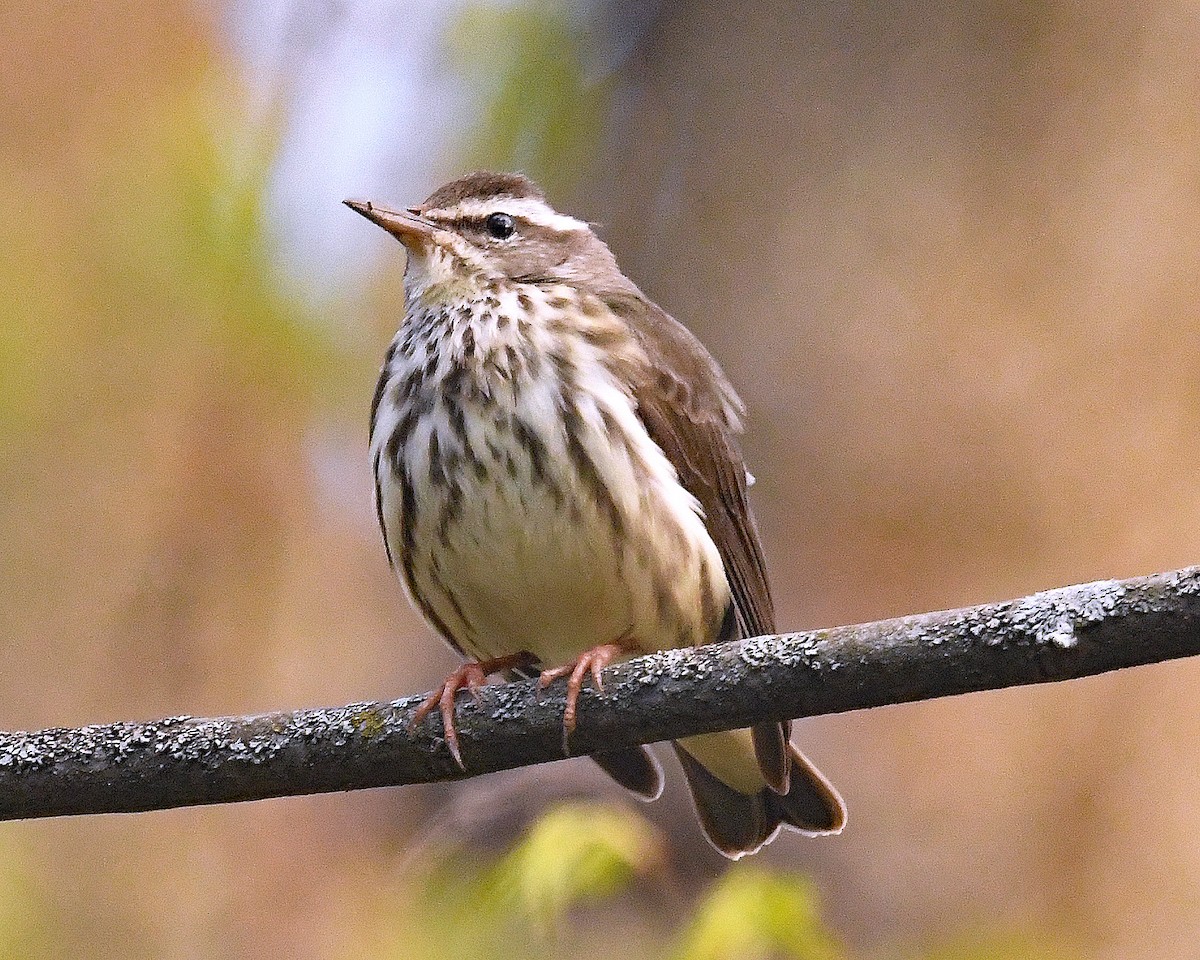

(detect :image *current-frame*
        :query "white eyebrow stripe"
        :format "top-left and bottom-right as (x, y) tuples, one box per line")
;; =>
(428, 197), (590, 233)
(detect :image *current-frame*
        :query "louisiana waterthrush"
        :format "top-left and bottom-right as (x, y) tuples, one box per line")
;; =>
(346, 172), (845, 857)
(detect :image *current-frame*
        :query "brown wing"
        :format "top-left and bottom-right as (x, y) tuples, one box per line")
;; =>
(601, 292), (793, 792)
(601, 292), (776, 638)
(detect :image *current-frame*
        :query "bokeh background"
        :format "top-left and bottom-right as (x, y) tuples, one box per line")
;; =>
(3, 1), (1199, 957)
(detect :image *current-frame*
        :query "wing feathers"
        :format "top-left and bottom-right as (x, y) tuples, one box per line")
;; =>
(604, 292), (776, 637)
(604, 292), (788, 792)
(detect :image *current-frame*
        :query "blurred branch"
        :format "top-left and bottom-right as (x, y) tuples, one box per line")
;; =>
(2, 566), (1199, 821)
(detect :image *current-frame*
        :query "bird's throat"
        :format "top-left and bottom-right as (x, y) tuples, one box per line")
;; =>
(403, 243), (492, 310)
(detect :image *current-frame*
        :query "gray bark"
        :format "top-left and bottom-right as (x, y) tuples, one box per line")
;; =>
(2, 566), (1198, 821)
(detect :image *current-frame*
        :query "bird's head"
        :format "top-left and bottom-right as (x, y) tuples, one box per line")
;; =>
(345, 171), (632, 304)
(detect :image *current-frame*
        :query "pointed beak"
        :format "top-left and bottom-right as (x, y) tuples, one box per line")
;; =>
(343, 199), (435, 247)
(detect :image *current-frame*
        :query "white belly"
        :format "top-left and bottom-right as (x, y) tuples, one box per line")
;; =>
(414, 463), (645, 665)
(371, 287), (731, 670)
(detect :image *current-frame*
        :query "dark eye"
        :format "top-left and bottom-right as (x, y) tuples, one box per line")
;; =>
(485, 212), (516, 239)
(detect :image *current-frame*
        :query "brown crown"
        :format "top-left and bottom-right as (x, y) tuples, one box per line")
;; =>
(422, 171), (546, 209)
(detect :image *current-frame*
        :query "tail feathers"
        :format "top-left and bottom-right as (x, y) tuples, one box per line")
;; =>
(590, 746), (665, 801)
(674, 743), (845, 859)
(770, 744), (846, 835)
(751, 722), (790, 793)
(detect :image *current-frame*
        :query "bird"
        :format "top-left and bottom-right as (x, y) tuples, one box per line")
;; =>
(345, 171), (845, 857)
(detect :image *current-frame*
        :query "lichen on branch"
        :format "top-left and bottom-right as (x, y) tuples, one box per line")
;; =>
(1, 566), (1198, 822)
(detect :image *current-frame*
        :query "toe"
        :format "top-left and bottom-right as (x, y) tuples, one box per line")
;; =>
(439, 685), (465, 770)
(465, 664), (487, 701)
(409, 689), (441, 730)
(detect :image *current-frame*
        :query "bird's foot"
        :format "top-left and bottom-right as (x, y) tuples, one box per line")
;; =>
(537, 636), (640, 739)
(411, 651), (538, 769)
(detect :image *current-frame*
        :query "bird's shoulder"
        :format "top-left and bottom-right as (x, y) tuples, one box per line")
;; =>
(585, 288), (745, 429)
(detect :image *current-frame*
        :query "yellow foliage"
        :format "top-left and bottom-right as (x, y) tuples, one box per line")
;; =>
(670, 867), (844, 960)
(484, 801), (663, 931)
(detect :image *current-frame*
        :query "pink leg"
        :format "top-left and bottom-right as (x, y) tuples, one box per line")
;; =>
(411, 651), (537, 768)
(538, 637), (639, 736)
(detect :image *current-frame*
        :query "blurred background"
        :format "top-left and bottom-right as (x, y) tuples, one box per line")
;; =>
(2, 0), (1199, 957)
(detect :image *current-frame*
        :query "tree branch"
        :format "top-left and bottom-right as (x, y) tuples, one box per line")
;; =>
(3, 566), (1199, 821)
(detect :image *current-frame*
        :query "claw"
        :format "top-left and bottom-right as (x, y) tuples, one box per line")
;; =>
(410, 651), (537, 769)
(538, 637), (638, 748)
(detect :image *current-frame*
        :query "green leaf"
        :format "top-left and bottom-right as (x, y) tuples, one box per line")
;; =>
(671, 867), (845, 960)
(484, 801), (662, 932)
